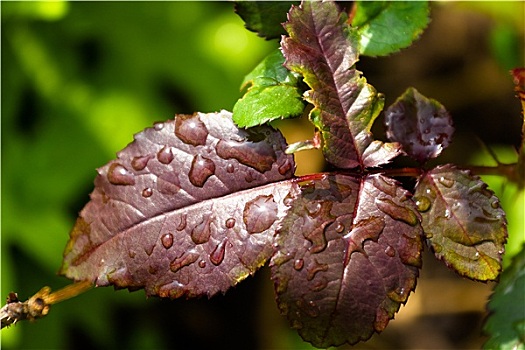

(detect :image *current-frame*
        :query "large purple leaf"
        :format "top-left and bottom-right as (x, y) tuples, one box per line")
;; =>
(60, 110), (299, 298)
(282, 1), (395, 169)
(385, 87), (454, 164)
(413, 164), (507, 281)
(271, 173), (423, 347)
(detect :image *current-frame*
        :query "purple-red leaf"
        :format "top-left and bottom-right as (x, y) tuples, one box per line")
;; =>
(282, 1), (386, 169)
(385, 87), (454, 163)
(362, 140), (403, 168)
(60, 110), (299, 298)
(413, 164), (507, 281)
(271, 173), (423, 347)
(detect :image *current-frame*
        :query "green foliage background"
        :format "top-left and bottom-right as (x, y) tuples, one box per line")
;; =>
(1, 2), (523, 349)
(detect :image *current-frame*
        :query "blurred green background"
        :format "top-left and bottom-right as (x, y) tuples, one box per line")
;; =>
(1, 1), (523, 349)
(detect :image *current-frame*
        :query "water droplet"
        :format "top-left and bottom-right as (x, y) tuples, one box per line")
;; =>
(385, 245), (396, 257)
(175, 114), (208, 146)
(153, 122), (164, 131)
(438, 176), (454, 188)
(107, 163), (135, 185)
(189, 155), (215, 187)
(293, 259), (304, 271)
(226, 163), (235, 173)
(306, 259), (328, 281)
(304, 300), (320, 318)
(191, 217), (212, 244)
(305, 202), (322, 217)
(490, 199), (500, 209)
(375, 198), (419, 226)
(176, 215), (187, 231)
(198, 260), (207, 268)
(283, 193), (295, 207)
(334, 222), (345, 233)
(170, 252), (199, 273)
(444, 209), (451, 218)
(157, 145), (175, 164)
(473, 251), (480, 260)
(244, 172), (255, 183)
(388, 287), (407, 303)
(433, 243), (443, 254)
(309, 276), (328, 292)
(131, 155), (153, 171)
(225, 218), (236, 229)
(243, 195), (278, 234)
(425, 231), (433, 239)
(128, 250), (136, 259)
(414, 196), (431, 212)
(210, 240), (227, 266)
(278, 159), (293, 176)
(161, 233), (174, 249)
(216, 137), (277, 173)
(142, 187), (153, 198)
(425, 187), (436, 198)
(144, 244), (155, 256)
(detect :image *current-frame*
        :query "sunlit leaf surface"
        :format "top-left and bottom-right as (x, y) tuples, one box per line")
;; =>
(271, 174), (422, 347)
(281, 1), (388, 169)
(414, 164), (507, 281)
(233, 50), (305, 127)
(61, 111), (299, 298)
(352, 1), (430, 57)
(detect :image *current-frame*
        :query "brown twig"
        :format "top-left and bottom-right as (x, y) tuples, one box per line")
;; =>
(1, 280), (93, 329)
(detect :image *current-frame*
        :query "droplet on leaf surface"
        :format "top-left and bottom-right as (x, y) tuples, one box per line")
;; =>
(157, 145), (175, 164)
(175, 114), (209, 146)
(414, 196), (431, 212)
(375, 198), (419, 226)
(210, 240), (227, 266)
(142, 187), (153, 198)
(107, 163), (135, 186)
(131, 155), (153, 171)
(188, 155), (216, 187)
(243, 195), (278, 234)
(161, 233), (174, 249)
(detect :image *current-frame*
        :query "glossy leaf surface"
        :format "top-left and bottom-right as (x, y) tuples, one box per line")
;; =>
(235, 1), (298, 40)
(484, 244), (525, 350)
(281, 1), (388, 169)
(414, 164), (507, 281)
(352, 1), (430, 57)
(271, 174), (422, 347)
(60, 111), (299, 298)
(385, 87), (454, 164)
(233, 50), (305, 127)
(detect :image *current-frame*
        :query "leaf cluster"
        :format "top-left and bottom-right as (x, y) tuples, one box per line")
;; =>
(55, 1), (519, 348)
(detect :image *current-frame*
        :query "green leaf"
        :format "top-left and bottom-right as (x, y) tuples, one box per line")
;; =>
(235, 1), (298, 40)
(484, 244), (525, 350)
(233, 50), (305, 128)
(413, 164), (507, 281)
(352, 1), (430, 57)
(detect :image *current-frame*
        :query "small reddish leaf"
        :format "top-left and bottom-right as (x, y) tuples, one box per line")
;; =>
(60, 110), (299, 298)
(413, 164), (507, 281)
(271, 173), (423, 347)
(362, 140), (403, 168)
(282, 1), (385, 169)
(385, 87), (454, 164)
